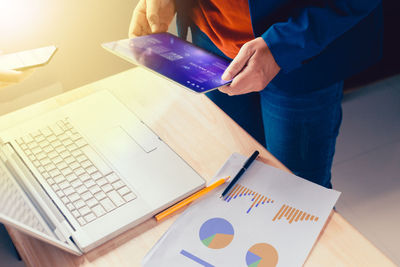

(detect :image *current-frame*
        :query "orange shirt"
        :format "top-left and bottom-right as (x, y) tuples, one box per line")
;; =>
(191, 0), (254, 59)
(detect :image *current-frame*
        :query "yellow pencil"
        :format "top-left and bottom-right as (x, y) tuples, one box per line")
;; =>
(155, 176), (230, 221)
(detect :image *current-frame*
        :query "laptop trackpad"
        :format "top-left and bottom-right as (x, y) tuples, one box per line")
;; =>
(97, 126), (151, 158)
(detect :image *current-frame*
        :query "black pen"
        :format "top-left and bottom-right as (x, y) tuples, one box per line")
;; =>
(221, 150), (259, 199)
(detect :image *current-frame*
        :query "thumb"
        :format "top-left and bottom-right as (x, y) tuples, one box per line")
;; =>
(0, 69), (23, 83)
(222, 43), (254, 81)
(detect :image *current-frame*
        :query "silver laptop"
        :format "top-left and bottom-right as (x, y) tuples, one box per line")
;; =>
(0, 89), (205, 255)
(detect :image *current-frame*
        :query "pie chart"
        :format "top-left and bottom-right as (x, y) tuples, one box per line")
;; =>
(199, 217), (234, 249)
(246, 243), (279, 267)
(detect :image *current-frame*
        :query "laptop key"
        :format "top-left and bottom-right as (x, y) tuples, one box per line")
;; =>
(74, 200), (85, 209)
(79, 173), (91, 182)
(101, 184), (113, 193)
(49, 169), (61, 177)
(123, 193), (136, 202)
(86, 166), (97, 175)
(84, 213), (96, 223)
(107, 191), (124, 207)
(92, 205), (106, 217)
(82, 191), (93, 201)
(63, 187), (74, 196)
(64, 156), (75, 165)
(72, 210), (80, 218)
(112, 180), (124, 190)
(84, 179), (95, 188)
(59, 181), (69, 190)
(80, 146), (113, 176)
(52, 156), (63, 164)
(117, 186), (130, 196)
(71, 179), (82, 188)
(100, 198), (116, 212)
(81, 160), (91, 169)
(77, 217), (86, 226)
(68, 193), (80, 203)
(56, 190), (65, 198)
(69, 161), (80, 170)
(66, 203), (74, 211)
(94, 191), (106, 201)
(88, 185), (101, 195)
(78, 206), (91, 216)
(91, 172), (102, 180)
(105, 173), (119, 183)
(22, 135), (34, 143)
(76, 185), (87, 195)
(66, 173), (78, 183)
(96, 178), (107, 187)
(87, 197), (97, 208)
(41, 127), (52, 137)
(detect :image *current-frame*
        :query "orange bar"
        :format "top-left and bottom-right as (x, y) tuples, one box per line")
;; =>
(231, 185), (242, 198)
(271, 200), (274, 203)
(240, 186), (248, 196)
(295, 211), (303, 222)
(236, 186), (246, 197)
(284, 207), (292, 217)
(278, 205), (289, 220)
(310, 215), (315, 221)
(315, 217), (319, 222)
(227, 184), (239, 198)
(249, 194), (261, 210)
(289, 210), (299, 224)
(234, 185), (244, 198)
(305, 214), (310, 221)
(287, 207), (295, 221)
(272, 205), (286, 221)
(243, 188), (250, 196)
(300, 212), (306, 221)
(257, 196), (265, 205)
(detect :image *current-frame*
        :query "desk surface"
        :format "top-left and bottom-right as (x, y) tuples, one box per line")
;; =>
(1, 68), (395, 267)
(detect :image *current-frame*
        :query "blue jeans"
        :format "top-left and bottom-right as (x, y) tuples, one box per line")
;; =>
(191, 25), (343, 188)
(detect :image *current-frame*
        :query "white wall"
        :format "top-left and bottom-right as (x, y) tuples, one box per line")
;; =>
(0, 0), (177, 115)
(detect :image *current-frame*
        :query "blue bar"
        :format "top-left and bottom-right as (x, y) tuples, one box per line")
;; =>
(180, 250), (215, 267)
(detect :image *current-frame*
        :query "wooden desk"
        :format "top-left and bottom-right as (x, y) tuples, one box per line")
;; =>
(1, 68), (395, 267)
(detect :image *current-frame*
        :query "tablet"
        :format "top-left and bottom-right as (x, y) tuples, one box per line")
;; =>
(102, 33), (231, 93)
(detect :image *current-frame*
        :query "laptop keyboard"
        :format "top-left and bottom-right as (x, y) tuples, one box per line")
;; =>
(15, 118), (136, 226)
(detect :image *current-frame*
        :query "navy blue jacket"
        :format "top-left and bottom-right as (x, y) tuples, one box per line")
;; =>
(176, 0), (383, 93)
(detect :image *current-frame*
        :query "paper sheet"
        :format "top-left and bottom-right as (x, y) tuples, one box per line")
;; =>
(143, 153), (341, 267)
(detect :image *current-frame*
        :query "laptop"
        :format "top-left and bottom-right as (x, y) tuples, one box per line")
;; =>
(0, 89), (205, 255)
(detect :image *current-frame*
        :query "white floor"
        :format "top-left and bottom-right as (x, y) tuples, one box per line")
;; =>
(0, 75), (399, 266)
(333, 74), (400, 265)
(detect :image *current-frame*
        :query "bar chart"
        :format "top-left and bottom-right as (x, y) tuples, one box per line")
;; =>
(223, 184), (274, 214)
(272, 204), (319, 224)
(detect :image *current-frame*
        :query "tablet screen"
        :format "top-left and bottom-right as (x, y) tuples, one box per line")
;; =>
(103, 33), (231, 93)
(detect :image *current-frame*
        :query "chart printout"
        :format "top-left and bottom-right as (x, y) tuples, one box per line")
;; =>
(143, 153), (340, 267)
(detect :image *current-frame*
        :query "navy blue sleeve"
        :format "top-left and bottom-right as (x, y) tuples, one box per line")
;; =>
(262, 0), (382, 72)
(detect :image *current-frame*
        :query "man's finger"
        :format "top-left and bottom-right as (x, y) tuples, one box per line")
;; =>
(146, 0), (161, 32)
(129, 0), (151, 37)
(130, 11), (151, 37)
(221, 43), (254, 81)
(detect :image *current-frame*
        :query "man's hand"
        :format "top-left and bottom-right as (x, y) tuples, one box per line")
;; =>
(220, 37), (281, 96)
(129, 0), (176, 38)
(0, 68), (35, 89)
